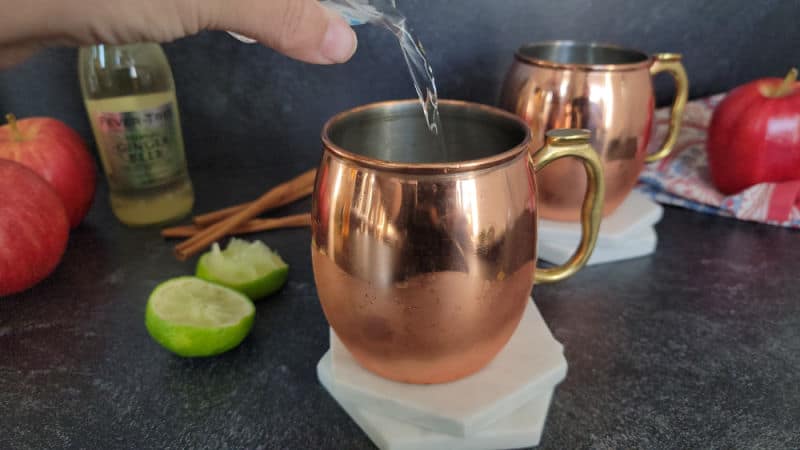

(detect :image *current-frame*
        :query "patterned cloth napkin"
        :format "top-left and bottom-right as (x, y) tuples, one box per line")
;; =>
(637, 94), (800, 229)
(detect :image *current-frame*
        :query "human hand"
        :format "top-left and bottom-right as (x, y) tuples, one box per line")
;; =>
(0, 0), (357, 69)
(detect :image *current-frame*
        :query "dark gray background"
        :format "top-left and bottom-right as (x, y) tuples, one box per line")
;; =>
(1, 0), (798, 171)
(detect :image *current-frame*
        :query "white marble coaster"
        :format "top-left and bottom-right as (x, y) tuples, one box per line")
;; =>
(538, 189), (663, 244)
(318, 351), (554, 450)
(327, 299), (567, 437)
(537, 190), (662, 265)
(538, 225), (657, 266)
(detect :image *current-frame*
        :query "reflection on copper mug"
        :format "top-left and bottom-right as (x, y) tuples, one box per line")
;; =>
(310, 100), (605, 384)
(500, 40), (688, 221)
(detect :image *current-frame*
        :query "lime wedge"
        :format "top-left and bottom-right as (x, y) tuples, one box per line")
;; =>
(196, 238), (289, 301)
(145, 276), (255, 357)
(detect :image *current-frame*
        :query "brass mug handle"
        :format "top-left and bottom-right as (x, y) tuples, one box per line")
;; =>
(530, 129), (605, 283)
(646, 53), (689, 162)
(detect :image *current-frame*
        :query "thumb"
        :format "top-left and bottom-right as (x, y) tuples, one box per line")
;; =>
(208, 0), (358, 64)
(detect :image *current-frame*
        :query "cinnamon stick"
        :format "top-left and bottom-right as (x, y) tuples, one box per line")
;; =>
(162, 213), (311, 238)
(174, 169), (317, 260)
(192, 183), (314, 227)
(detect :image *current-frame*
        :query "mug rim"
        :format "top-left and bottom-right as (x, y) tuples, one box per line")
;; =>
(514, 40), (653, 71)
(321, 99), (532, 174)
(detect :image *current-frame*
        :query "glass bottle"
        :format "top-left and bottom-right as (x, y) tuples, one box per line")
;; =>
(78, 43), (194, 226)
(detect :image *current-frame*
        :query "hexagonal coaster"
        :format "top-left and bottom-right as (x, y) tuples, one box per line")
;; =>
(318, 351), (555, 450)
(539, 226), (657, 266)
(537, 190), (662, 265)
(538, 189), (663, 244)
(327, 298), (567, 437)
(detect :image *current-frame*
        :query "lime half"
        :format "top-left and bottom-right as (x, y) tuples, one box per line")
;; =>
(196, 238), (289, 301)
(145, 277), (255, 357)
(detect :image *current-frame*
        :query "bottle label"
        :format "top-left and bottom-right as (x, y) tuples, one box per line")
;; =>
(94, 102), (184, 190)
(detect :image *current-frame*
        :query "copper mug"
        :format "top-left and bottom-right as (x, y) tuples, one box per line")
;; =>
(310, 100), (605, 384)
(500, 40), (688, 221)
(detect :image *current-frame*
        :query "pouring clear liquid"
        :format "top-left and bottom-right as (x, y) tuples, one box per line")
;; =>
(229, 1), (448, 160)
(325, 1), (442, 131)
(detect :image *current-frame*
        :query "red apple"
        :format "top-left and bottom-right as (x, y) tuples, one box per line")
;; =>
(0, 114), (96, 228)
(707, 68), (800, 195)
(0, 159), (70, 296)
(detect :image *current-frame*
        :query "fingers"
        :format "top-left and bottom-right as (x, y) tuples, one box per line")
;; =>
(1, 0), (199, 50)
(206, 0), (357, 64)
(0, 0), (359, 69)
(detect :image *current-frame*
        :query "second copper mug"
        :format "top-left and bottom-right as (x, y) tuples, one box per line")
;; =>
(311, 100), (605, 384)
(500, 40), (689, 221)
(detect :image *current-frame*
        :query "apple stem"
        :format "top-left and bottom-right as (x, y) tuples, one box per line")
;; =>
(770, 68), (798, 98)
(5, 113), (22, 141)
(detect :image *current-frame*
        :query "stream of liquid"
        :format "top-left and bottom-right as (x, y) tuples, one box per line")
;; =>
(381, 17), (443, 136)
(326, 0), (448, 160)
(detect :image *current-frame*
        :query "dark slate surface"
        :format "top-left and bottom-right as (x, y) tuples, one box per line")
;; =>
(1, 165), (799, 449)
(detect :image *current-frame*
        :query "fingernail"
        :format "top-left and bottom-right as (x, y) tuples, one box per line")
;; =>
(321, 9), (358, 63)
